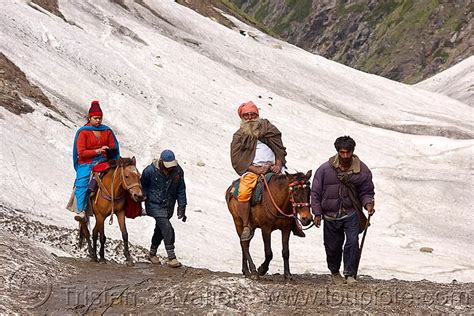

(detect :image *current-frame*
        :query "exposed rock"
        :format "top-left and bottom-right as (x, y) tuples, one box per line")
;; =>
(0, 53), (58, 115)
(110, 0), (129, 11)
(175, 0), (237, 29)
(31, 0), (66, 21)
(420, 247), (434, 253)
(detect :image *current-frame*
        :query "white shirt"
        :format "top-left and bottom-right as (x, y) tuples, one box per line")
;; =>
(252, 140), (275, 166)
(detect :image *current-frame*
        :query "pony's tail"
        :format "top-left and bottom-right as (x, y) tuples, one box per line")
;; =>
(78, 222), (84, 248)
(78, 221), (85, 248)
(225, 184), (234, 206)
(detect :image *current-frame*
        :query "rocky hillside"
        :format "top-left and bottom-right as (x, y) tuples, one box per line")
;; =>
(180, 0), (473, 84)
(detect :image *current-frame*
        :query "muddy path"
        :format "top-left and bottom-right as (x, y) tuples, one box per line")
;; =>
(1, 206), (473, 314)
(30, 258), (474, 314)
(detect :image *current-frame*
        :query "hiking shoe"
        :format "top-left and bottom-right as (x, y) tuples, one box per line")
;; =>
(148, 255), (161, 264)
(167, 258), (182, 268)
(346, 276), (358, 286)
(240, 227), (253, 242)
(331, 272), (346, 285)
(74, 212), (86, 222)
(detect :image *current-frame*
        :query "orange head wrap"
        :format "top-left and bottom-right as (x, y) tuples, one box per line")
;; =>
(237, 101), (259, 118)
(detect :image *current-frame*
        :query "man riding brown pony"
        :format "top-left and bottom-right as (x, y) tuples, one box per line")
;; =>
(230, 101), (306, 241)
(227, 101), (313, 278)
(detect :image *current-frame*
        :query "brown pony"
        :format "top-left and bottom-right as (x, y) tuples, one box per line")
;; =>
(226, 171), (313, 279)
(78, 157), (144, 265)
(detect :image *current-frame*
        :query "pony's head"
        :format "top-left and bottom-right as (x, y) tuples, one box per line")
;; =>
(119, 157), (145, 202)
(286, 170), (313, 226)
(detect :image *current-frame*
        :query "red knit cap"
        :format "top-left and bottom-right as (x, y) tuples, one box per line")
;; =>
(88, 100), (103, 117)
(237, 101), (259, 118)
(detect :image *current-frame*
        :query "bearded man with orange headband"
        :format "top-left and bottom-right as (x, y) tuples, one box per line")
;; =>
(230, 101), (305, 241)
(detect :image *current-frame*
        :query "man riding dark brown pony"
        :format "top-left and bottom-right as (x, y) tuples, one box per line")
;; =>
(226, 170), (313, 279)
(228, 101), (312, 278)
(78, 157), (145, 265)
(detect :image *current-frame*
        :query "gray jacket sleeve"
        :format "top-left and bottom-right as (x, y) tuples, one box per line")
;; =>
(358, 167), (375, 208)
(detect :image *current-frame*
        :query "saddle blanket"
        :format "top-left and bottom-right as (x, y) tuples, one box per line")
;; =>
(233, 173), (274, 205)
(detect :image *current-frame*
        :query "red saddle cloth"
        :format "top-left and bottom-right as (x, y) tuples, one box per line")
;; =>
(92, 162), (110, 173)
(125, 193), (142, 219)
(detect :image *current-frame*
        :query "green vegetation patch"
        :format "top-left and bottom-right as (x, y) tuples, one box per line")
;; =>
(219, 0), (280, 37)
(284, 0), (313, 22)
(255, 1), (270, 22)
(365, 1), (401, 27)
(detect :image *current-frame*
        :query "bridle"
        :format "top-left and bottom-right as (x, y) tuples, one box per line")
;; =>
(94, 163), (142, 224)
(261, 175), (313, 230)
(119, 165), (142, 191)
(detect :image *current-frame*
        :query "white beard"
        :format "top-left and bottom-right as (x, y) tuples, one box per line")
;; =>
(240, 118), (261, 138)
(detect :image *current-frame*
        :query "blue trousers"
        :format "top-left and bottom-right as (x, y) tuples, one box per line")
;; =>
(151, 217), (176, 259)
(74, 157), (104, 212)
(323, 212), (360, 276)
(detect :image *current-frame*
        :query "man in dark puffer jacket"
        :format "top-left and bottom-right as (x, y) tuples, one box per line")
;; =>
(311, 136), (375, 286)
(141, 149), (187, 268)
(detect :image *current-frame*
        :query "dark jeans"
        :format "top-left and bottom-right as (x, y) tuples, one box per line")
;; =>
(151, 217), (176, 259)
(323, 212), (359, 276)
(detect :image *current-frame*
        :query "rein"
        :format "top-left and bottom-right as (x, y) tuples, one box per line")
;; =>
(261, 175), (313, 230)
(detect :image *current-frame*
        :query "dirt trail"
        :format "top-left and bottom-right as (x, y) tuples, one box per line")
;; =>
(18, 258), (474, 314)
(1, 206), (473, 314)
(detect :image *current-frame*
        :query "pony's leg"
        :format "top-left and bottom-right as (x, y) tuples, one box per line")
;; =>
(281, 228), (292, 280)
(82, 221), (94, 260)
(231, 207), (250, 276)
(236, 224), (250, 276)
(91, 218), (100, 262)
(97, 216), (106, 263)
(117, 211), (133, 266)
(240, 247), (250, 277)
(85, 233), (94, 260)
(258, 228), (273, 276)
(241, 240), (258, 279)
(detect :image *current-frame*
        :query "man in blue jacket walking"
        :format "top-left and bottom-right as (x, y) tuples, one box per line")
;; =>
(141, 149), (187, 268)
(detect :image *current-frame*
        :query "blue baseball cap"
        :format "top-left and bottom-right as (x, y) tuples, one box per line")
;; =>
(160, 149), (177, 168)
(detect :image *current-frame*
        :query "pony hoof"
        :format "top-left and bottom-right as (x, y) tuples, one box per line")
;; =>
(257, 266), (268, 276)
(99, 258), (107, 264)
(126, 260), (135, 266)
(284, 274), (293, 281)
(90, 256), (98, 262)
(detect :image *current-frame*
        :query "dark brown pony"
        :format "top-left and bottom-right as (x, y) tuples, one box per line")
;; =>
(79, 157), (144, 265)
(226, 171), (313, 279)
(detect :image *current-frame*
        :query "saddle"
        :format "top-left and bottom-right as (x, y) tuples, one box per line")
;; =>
(233, 173), (274, 206)
(92, 161), (110, 173)
(88, 162), (111, 194)
(88, 158), (142, 219)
